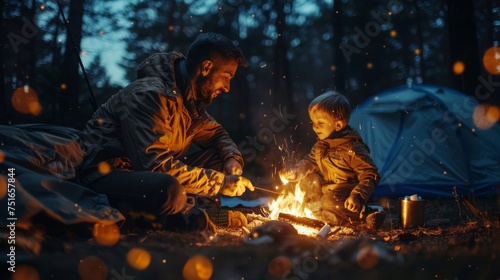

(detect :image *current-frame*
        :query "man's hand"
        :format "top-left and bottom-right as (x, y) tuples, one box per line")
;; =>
(224, 158), (243, 175)
(219, 175), (255, 196)
(344, 194), (362, 213)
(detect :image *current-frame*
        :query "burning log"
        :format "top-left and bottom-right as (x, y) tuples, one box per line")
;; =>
(246, 212), (351, 238)
(277, 213), (326, 229)
(247, 212), (326, 229)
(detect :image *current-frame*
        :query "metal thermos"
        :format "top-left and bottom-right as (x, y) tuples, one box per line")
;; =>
(399, 197), (425, 228)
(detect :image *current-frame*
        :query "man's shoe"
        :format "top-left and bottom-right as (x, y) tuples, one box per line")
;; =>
(365, 211), (386, 229)
(205, 208), (248, 227)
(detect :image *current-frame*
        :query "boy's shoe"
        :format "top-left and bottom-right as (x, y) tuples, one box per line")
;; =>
(205, 208), (248, 227)
(365, 210), (386, 229)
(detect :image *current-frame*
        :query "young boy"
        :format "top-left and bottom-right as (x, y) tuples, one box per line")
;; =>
(280, 91), (385, 229)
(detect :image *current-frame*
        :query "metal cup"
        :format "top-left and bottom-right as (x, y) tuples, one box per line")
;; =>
(399, 198), (425, 229)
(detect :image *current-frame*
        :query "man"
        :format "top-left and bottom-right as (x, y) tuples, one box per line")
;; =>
(78, 32), (254, 231)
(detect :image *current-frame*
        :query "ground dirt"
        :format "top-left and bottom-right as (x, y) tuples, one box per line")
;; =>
(2, 196), (500, 280)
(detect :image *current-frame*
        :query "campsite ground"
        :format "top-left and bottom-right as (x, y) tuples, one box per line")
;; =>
(3, 196), (500, 280)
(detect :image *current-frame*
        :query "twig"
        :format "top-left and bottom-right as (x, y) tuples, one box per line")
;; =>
(387, 201), (393, 231)
(453, 186), (463, 223)
(253, 186), (282, 195)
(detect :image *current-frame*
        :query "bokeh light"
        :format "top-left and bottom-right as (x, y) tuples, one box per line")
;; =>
(356, 245), (380, 269)
(390, 30), (397, 37)
(0, 175), (7, 200)
(486, 105), (500, 122)
(453, 60), (465, 75)
(29, 101), (42, 116)
(268, 256), (292, 277)
(367, 62), (374, 69)
(92, 223), (120, 246)
(483, 46), (500, 75)
(126, 248), (151, 270)
(0, 150), (4, 163)
(12, 265), (40, 280)
(78, 256), (108, 280)
(98, 161), (111, 175)
(473, 104), (500, 129)
(182, 254), (213, 280)
(11, 86), (42, 115)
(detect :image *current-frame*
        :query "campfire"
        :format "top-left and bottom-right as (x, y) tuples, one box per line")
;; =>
(265, 179), (326, 236)
(243, 145), (331, 237)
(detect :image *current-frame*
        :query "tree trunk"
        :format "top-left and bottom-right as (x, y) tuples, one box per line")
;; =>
(50, 17), (62, 65)
(0, 0), (5, 123)
(332, 0), (346, 92)
(166, 0), (176, 47)
(28, 0), (36, 86)
(493, 1), (500, 45)
(413, 0), (426, 83)
(225, 7), (253, 138)
(486, 0), (500, 106)
(60, 0), (85, 120)
(272, 0), (293, 111)
(446, 0), (480, 96)
(212, 2), (252, 138)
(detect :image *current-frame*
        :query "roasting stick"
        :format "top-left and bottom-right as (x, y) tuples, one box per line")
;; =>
(252, 186), (282, 195)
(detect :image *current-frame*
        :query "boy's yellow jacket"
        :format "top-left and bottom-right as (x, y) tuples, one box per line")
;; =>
(297, 126), (380, 203)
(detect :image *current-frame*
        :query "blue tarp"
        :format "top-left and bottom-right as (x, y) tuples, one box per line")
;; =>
(349, 84), (500, 198)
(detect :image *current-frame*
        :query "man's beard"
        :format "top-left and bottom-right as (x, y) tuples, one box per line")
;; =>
(194, 75), (215, 105)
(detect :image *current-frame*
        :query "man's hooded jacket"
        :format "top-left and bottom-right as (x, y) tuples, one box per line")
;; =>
(80, 52), (244, 195)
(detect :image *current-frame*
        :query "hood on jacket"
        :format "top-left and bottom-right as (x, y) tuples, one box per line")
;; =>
(136, 52), (185, 89)
(322, 126), (370, 151)
(135, 52), (205, 120)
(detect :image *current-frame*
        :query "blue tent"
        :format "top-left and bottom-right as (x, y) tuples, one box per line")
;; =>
(349, 84), (500, 198)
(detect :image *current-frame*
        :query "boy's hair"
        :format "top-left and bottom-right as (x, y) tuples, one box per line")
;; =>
(185, 32), (248, 75)
(308, 91), (351, 123)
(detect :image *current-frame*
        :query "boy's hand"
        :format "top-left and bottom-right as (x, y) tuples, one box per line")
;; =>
(220, 175), (255, 196)
(278, 169), (298, 184)
(344, 195), (362, 213)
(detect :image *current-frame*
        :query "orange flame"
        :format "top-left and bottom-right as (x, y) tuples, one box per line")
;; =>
(268, 179), (319, 236)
